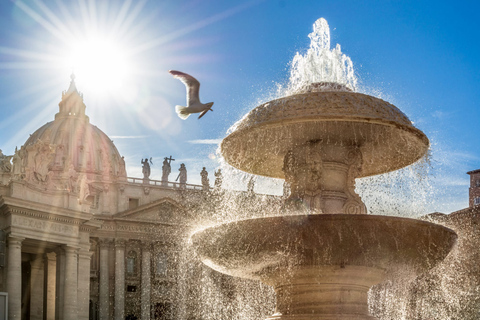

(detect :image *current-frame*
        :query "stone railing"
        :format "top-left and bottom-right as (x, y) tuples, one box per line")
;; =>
(126, 177), (206, 191)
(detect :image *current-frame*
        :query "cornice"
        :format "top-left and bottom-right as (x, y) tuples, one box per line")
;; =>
(1, 196), (93, 225)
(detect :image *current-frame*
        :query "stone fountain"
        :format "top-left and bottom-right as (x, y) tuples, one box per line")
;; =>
(192, 19), (457, 320)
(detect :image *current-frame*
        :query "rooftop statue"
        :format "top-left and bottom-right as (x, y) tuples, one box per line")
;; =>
(176, 163), (187, 189)
(141, 158), (152, 180)
(200, 167), (209, 191)
(162, 156), (175, 184)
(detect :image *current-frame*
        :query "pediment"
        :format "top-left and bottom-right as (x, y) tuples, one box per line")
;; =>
(116, 198), (190, 224)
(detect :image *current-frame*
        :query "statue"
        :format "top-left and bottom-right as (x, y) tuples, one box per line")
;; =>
(141, 158), (152, 180)
(32, 140), (55, 182)
(162, 156), (175, 184)
(176, 163), (187, 188)
(200, 167), (209, 190)
(0, 149), (12, 172)
(78, 174), (90, 204)
(12, 146), (23, 178)
(67, 163), (78, 192)
(214, 169), (223, 188)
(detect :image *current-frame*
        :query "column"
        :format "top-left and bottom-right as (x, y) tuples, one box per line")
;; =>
(30, 256), (45, 320)
(7, 236), (24, 320)
(63, 246), (78, 320)
(141, 242), (151, 320)
(55, 247), (65, 320)
(98, 239), (111, 320)
(114, 239), (126, 320)
(77, 248), (92, 320)
(44, 252), (56, 320)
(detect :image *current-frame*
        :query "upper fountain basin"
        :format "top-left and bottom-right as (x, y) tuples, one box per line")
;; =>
(222, 89), (429, 178)
(192, 214), (456, 281)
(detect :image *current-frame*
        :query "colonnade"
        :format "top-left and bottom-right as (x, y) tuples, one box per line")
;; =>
(6, 236), (155, 320)
(6, 236), (91, 320)
(98, 238), (152, 320)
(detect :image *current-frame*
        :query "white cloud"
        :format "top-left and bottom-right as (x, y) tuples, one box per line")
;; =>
(187, 139), (222, 145)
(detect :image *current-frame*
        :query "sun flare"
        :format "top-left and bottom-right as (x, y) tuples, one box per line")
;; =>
(63, 36), (132, 96)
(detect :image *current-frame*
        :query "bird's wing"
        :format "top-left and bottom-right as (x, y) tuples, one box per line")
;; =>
(169, 70), (200, 105)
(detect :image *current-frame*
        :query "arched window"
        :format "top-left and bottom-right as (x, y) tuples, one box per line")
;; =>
(156, 252), (168, 276)
(126, 250), (137, 275)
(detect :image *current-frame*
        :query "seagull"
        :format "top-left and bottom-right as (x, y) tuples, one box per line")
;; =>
(169, 70), (214, 120)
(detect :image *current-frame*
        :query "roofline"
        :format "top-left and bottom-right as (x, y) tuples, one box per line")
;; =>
(467, 169), (480, 175)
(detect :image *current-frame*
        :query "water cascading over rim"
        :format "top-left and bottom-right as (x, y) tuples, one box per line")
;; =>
(192, 18), (456, 320)
(222, 82), (429, 214)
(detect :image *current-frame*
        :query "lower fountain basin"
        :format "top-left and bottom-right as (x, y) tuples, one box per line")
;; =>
(192, 214), (457, 319)
(192, 214), (456, 279)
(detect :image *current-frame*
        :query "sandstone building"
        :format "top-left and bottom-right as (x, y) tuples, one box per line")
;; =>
(0, 77), (224, 320)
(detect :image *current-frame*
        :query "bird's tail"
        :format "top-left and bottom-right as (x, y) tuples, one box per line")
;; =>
(175, 105), (190, 120)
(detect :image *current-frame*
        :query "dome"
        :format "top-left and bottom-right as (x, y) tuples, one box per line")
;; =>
(18, 75), (126, 187)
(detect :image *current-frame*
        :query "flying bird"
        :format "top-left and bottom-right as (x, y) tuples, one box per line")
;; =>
(169, 70), (214, 120)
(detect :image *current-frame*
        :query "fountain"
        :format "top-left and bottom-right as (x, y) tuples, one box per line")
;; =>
(192, 19), (457, 319)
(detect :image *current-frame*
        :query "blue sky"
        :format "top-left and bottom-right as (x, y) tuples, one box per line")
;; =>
(0, 0), (479, 214)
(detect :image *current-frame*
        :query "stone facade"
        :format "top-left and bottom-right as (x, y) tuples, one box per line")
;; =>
(467, 169), (480, 208)
(0, 77), (240, 320)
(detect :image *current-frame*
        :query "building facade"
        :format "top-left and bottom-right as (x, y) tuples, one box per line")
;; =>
(0, 77), (227, 320)
(467, 169), (480, 207)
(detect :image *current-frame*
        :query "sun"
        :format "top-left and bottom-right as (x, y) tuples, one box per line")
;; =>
(63, 36), (132, 97)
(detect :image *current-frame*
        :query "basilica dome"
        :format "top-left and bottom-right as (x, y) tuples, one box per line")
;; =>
(20, 75), (126, 184)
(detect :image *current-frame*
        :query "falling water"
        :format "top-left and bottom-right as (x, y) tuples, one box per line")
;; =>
(183, 16), (476, 320)
(285, 18), (357, 94)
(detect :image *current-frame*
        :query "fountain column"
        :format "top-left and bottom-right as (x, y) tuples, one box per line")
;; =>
(283, 141), (365, 214)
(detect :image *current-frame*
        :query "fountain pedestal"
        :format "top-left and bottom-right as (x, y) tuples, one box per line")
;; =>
(266, 266), (384, 319)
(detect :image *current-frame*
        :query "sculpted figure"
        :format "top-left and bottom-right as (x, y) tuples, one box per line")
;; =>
(31, 140), (55, 182)
(141, 158), (151, 179)
(176, 163), (187, 188)
(12, 147), (23, 177)
(200, 167), (209, 190)
(68, 163), (78, 192)
(78, 174), (90, 204)
(0, 149), (12, 172)
(162, 156), (175, 182)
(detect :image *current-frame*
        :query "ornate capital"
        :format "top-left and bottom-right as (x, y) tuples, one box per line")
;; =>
(98, 238), (114, 249)
(115, 238), (126, 248)
(8, 235), (24, 247)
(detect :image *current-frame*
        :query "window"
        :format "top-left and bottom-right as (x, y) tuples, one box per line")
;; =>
(474, 197), (480, 206)
(156, 253), (168, 276)
(476, 179), (480, 187)
(127, 285), (137, 292)
(126, 251), (137, 275)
